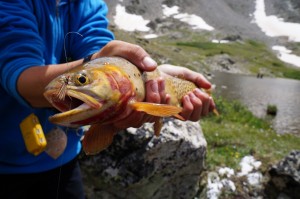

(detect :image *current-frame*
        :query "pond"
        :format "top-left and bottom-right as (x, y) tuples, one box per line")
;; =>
(211, 71), (300, 136)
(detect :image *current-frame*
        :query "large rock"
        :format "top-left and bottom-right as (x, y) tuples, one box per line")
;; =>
(80, 118), (207, 199)
(265, 150), (300, 199)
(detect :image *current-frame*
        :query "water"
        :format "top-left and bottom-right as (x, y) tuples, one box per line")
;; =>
(211, 71), (300, 135)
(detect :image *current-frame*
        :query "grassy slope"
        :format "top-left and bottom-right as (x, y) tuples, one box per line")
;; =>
(201, 98), (300, 170)
(114, 28), (300, 80)
(113, 28), (300, 170)
(177, 40), (300, 80)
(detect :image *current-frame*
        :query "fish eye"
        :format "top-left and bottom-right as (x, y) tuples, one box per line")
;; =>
(75, 73), (89, 86)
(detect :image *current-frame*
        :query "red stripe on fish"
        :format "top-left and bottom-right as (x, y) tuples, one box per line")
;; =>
(106, 70), (133, 95)
(70, 71), (134, 125)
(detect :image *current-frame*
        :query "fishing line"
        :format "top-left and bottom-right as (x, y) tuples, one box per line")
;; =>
(63, 31), (85, 120)
(62, 31), (85, 131)
(64, 31), (83, 64)
(53, 31), (84, 199)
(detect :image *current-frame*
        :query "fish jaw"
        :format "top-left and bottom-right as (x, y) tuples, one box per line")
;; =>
(49, 103), (100, 127)
(44, 88), (104, 127)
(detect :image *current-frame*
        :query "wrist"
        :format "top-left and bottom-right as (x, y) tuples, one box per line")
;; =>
(83, 54), (94, 64)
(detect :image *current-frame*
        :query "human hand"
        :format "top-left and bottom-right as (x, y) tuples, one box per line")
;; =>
(158, 64), (216, 121)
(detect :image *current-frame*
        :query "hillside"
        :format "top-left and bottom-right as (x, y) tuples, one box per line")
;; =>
(105, 0), (300, 79)
(107, 0), (299, 43)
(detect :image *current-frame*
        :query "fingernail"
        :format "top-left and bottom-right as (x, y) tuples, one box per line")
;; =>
(184, 95), (190, 102)
(189, 92), (195, 99)
(194, 88), (203, 95)
(142, 57), (157, 70)
(157, 78), (165, 90)
(194, 88), (203, 96)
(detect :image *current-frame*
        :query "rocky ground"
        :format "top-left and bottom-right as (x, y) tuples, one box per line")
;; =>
(265, 0), (300, 23)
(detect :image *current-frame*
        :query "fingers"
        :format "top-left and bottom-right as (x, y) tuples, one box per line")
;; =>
(185, 71), (212, 90)
(145, 78), (166, 104)
(119, 78), (167, 128)
(113, 78), (167, 129)
(98, 40), (157, 71)
(194, 89), (210, 116)
(180, 89), (213, 121)
(187, 92), (203, 121)
(180, 95), (194, 120)
(145, 76), (214, 122)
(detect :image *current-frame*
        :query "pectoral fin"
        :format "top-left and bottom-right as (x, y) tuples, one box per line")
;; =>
(173, 114), (185, 121)
(82, 124), (116, 155)
(130, 102), (182, 117)
(154, 117), (163, 136)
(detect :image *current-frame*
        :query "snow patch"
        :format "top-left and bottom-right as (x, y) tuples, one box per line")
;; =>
(238, 155), (262, 176)
(253, 0), (300, 68)
(114, 4), (150, 32)
(207, 171), (236, 199)
(144, 34), (159, 39)
(212, 39), (230, 44)
(253, 0), (300, 42)
(162, 5), (214, 31)
(162, 5), (179, 17)
(247, 172), (263, 186)
(272, 46), (300, 68)
(218, 167), (234, 178)
(206, 156), (263, 198)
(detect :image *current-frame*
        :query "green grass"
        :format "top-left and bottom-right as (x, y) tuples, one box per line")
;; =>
(286, 42), (300, 56)
(201, 97), (300, 170)
(176, 40), (300, 79)
(283, 69), (300, 79)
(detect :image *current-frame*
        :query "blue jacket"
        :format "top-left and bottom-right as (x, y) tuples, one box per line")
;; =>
(0, 0), (114, 173)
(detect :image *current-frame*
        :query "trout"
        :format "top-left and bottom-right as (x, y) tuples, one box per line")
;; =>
(44, 57), (216, 155)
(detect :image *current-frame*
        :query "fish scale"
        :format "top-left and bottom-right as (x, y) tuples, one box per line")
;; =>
(166, 76), (197, 104)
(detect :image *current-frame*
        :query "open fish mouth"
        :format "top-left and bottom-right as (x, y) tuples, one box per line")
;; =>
(44, 89), (103, 125)
(44, 89), (102, 112)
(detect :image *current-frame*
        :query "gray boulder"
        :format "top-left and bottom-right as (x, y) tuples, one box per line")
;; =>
(265, 150), (300, 199)
(80, 118), (207, 199)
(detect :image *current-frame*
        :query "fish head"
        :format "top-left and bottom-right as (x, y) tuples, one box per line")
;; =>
(44, 66), (125, 127)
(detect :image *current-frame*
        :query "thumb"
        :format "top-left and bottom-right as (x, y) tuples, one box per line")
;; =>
(98, 40), (157, 71)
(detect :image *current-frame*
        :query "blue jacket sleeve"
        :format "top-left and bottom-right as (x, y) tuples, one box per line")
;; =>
(0, 1), (45, 107)
(68, 0), (115, 60)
